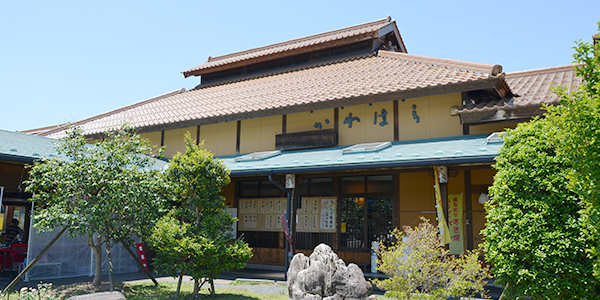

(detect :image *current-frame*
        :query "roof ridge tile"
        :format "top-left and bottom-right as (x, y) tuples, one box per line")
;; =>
(183, 17), (394, 76)
(210, 18), (389, 63)
(505, 64), (581, 78)
(378, 51), (501, 75)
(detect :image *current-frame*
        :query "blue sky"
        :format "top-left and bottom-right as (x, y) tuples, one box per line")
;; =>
(1, 0), (598, 132)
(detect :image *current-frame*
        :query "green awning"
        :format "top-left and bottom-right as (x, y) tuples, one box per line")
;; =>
(219, 134), (502, 176)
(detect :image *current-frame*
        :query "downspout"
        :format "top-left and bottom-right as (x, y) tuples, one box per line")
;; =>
(267, 172), (291, 280)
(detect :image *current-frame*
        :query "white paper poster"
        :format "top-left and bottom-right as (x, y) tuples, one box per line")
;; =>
(320, 198), (336, 230)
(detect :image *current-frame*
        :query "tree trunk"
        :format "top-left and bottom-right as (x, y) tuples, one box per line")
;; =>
(106, 237), (115, 292)
(176, 273), (183, 298)
(89, 235), (103, 286)
(195, 206), (201, 226)
(192, 278), (200, 299)
(210, 277), (215, 296)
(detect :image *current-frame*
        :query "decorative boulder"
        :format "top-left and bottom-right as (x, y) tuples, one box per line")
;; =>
(287, 244), (375, 300)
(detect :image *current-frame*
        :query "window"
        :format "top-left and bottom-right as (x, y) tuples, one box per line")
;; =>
(339, 175), (394, 250)
(295, 177), (334, 196)
(238, 180), (283, 198)
(295, 177), (334, 249)
(296, 232), (334, 249)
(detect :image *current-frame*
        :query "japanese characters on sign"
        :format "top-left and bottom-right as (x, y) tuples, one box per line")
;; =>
(448, 194), (465, 255)
(320, 198), (336, 231)
(294, 197), (336, 233)
(238, 198), (286, 231)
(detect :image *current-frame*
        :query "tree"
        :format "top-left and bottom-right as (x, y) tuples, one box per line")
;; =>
(25, 126), (167, 290)
(375, 218), (488, 300)
(149, 132), (251, 298)
(483, 117), (598, 299)
(546, 22), (600, 276)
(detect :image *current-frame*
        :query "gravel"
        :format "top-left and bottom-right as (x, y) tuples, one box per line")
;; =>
(215, 279), (287, 295)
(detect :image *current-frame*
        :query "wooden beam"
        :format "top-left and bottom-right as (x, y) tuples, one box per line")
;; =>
(494, 78), (510, 98)
(282, 115), (287, 134)
(236, 121), (241, 154)
(464, 170), (473, 251)
(393, 100), (399, 141)
(196, 125), (200, 145)
(334, 108), (339, 144)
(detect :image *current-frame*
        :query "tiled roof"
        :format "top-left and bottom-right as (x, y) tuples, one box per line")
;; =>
(458, 64), (582, 114)
(38, 51), (501, 139)
(19, 125), (65, 135)
(0, 129), (60, 163)
(0, 129), (168, 170)
(182, 17), (405, 77)
(220, 134), (501, 175)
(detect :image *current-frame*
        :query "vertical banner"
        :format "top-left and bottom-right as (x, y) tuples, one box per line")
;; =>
(448, 194), (465, 254)
(433, 167), (451, 245)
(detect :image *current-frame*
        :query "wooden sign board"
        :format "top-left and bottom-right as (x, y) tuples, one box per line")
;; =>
(275, 129), (337, 151)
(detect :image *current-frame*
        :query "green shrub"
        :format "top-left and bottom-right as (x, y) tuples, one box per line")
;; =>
(375, 218), (488, 300)
(483, 118), (599, 299)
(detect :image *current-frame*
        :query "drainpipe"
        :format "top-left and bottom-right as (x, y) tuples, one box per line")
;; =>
(268, 172), (292, 280)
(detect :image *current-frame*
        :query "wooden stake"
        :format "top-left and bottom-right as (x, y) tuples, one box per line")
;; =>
(2, 226), (68, 295)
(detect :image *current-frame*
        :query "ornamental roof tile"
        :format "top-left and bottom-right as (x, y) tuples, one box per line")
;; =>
(457, 64), (582, 114)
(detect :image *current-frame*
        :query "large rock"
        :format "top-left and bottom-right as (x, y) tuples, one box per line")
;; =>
(287, 244), (375, 300)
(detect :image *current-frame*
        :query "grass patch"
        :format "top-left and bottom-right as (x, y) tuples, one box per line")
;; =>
(230, 280), (286, 287)
(7, 281), (289, 300)
(123, 282), (287, 300)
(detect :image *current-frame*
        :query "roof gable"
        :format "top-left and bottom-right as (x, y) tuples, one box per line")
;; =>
(182, 16), (406, 77)
(457, 64), (582, 123)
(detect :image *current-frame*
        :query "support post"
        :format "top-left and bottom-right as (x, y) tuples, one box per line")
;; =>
(117, 236), (158, 286)
(464, 170), (474, 250)
(268, 172), (292, 280)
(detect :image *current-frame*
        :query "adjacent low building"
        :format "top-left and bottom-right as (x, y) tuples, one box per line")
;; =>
(26, 16), (581, 270)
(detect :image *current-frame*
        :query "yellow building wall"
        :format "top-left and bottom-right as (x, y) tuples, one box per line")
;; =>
(287, 109), (334, 133)
(398, 97), (430, 141)
(429, 94), (463, 138)
(338, 102), (394, 146)
(140, 131), (162, 147)
(139, 131), (162, 147)
(163, 127), (197, 158)
(398, 93), (462, 141)
(448, 170), (465, 197)
(470, 168), (496, 248)
(469, 121), (520, 135)
(338, 105), (366, 146)
(398, 170), (467, 243)
(200, 121), (237, 156)
(398, 172), (436, 229)
(240, 116), (282, 154)
(365, 102), (394, 143)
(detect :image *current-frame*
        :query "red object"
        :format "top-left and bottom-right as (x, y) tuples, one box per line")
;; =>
(281, 214), (293, 253)
(135, 243), (149, 272)
(0, 243), (27, 270)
